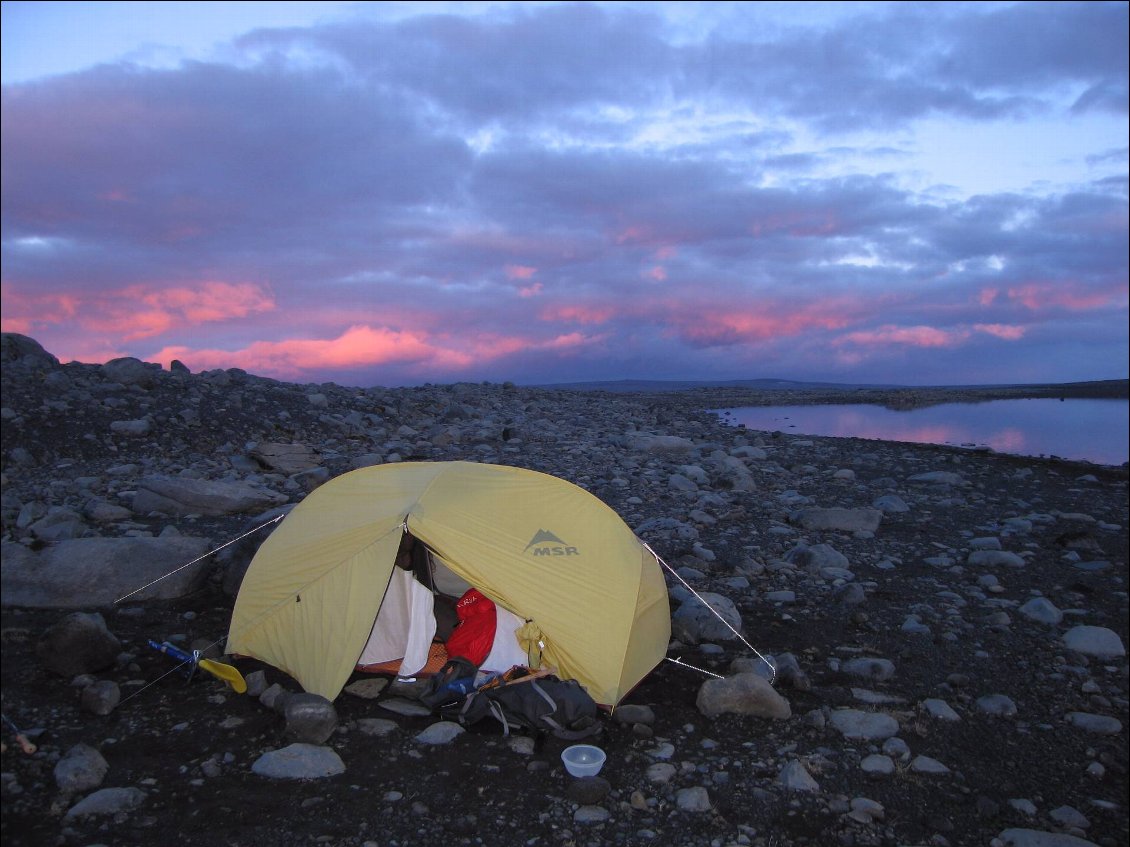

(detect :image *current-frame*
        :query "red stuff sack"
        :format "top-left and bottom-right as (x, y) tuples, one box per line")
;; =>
(444, 588), (497, 666)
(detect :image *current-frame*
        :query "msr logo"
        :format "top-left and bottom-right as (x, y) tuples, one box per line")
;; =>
(524, 529), (580, 556)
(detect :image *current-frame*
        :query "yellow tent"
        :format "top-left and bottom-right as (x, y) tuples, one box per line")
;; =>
(227, 461), (671, 706)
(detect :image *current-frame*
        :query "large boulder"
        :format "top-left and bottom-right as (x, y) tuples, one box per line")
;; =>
(2, 535), (213, 607)
(0, 333), (60, 370)
(36, 612), (121, 677)
(133, 476), (287, 517)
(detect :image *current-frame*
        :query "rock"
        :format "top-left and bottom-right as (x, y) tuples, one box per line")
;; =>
(101, 357), (161, 387)
(249, 442), (322, 474)
(910, 755), (950, 775)
(872, 494), (909, 513)
(80, 680), (121, 715)
(133, 475), (287, 516)
(1065, 713), (1122, 735)
(0, 333), (60, 369)
(841, 657), (896, 682)
(860, 753), (895, 777)
(3, 536), (214, 607)
(35, 612), (121, 676)
(54, 744), (109, 794)
(778, 760), (820, 792)
(675, 786), (713, 811)
(1018, 597), (1063, 625)
(251, 744), (346, 779)
(790, 507), (882, 533)
(695, 672), (791, 719)
(1062, 625), (1126, 659)
(997, 829), (1100, 846)
(613, 704), (655, 726)
(967, 550), (1027, 568)
(671, 592), (742, 644)
(64, 786), (146, 819)
(415, 722), (465, 745)
(829, 709), (900, 741)
(975, 694), (1018, 717)
(783, 542), (849, 574)
(567, 776), (611, 805)
(284, 693), (339, 744)
(908, 471), (965, 486)
(922, 698), (961, 721)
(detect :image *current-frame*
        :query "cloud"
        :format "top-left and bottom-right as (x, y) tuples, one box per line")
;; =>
(1, 2), (1126, 387)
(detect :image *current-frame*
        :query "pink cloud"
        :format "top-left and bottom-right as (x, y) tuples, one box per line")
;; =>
(155, 324), (473, 378)
(655, 245), (678, 260)
(978, 287), (998, 306)
(974, 323), (1026, 340)
(1007, 282), (1117, 311)
(539, 303), (617, 325)
(665, 301), (854, 347)
(518, 282), (543, 298)
(504, 264), (537, 280)
(840, 325), (969, 348)
(646, 266), (668, 282)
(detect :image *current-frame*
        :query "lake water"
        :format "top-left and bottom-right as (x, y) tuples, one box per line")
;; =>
(717, 398), (1129, 467)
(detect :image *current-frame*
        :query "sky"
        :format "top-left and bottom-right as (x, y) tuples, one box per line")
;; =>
(2, 1), (1127, 388)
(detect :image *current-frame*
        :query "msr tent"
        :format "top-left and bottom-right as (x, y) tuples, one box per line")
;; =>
(227, 461), (671, 706)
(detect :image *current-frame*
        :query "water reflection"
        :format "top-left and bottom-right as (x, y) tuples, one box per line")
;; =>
(718, 398), (1128, 466)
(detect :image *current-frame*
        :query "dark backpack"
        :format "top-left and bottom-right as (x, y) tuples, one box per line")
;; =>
(419, 656), (478, 710)
(450, 675), (601, 740)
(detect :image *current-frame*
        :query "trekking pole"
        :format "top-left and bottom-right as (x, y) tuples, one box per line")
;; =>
(147, 640), (247, 693)
(2, 713), (37, 755)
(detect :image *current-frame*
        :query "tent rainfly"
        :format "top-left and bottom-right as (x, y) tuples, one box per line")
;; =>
(227, 461), (671, 706)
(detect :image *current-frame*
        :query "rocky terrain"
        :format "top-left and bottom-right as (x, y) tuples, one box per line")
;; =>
(1, 332), (1127, 847)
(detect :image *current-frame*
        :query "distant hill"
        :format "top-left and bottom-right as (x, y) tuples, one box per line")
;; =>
(531, 377), (1128, 395)
(530, 378), (903, 393)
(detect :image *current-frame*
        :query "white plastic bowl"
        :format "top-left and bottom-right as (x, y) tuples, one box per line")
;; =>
(561, 744), (606, 777)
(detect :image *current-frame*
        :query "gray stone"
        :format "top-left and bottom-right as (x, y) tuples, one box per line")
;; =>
(671, 592), (742, 644)
(872, 494), (909, 513)
(133, 475), (286, 517)
(35, 612), (121, 676)
(567, 776), (611, 805)
(249, 442), (322, 474)
(790, 507), (882, 533)
(910, 755), (950, 775)
(777, 760), (820, 792)
(1065, 712), (1122, 735)
(784, 542), (849, 574)
(922, 698), (961, 721)
(997, 829), (1100, 847)
(54, 744), (109, 794)
(908, 471), (964, 486)
(356, 718), (398, 737)
(284, 693), (338, 744)
(967, 550), (1026, 568)
(675, 786), (713, 811)
(64, 786), (146, 820)
(829, 709), (900, 741)
(975, 694), (1018, 717)
(80, 680), (121, 716)
(860, 754), (895, 776)
(1062, 625), (1125, 659)
(415, 721), (465, 745)
(4, 536), (213, 607)
(695, 672), (791, 719)
(573, 806), (610, 824)
(841, 657), (896, 682)
(251, 744), (345, 779)
(1018, 597), (1063, 625)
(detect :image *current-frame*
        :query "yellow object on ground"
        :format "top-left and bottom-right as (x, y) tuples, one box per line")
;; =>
(227, 461), (670, 705)
(197, 658), (247, 694)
